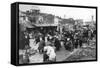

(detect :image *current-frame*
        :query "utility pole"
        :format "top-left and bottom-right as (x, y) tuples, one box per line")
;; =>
(91, 15), (94, 24)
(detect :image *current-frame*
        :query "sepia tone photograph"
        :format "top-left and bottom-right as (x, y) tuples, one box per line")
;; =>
(18, 4), (97, 64)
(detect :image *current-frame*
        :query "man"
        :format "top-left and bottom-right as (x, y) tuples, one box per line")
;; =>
(54, 37), (61, 51)
(43, 42), (56, 62)
(38, 37), (45, 53)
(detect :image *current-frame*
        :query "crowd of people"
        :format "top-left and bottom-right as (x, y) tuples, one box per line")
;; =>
(19, 25), (96, 64)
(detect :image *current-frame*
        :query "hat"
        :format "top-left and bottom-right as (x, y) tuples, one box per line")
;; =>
(67, 38), (70, 41)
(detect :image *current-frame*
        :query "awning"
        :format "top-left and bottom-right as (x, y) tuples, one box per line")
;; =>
(34, 24), (58, 27)
(20, 21), (36, 28)
(24, 22), (36, 28)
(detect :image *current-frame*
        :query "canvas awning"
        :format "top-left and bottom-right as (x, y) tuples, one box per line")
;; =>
(34, 24), (58, 27)
(19, 20), (36, 28)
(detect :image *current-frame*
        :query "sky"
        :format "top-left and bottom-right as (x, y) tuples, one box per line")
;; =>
(19, 4), (96, 22)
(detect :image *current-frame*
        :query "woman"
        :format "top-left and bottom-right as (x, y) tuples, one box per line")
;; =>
(43, 42), (56, 62)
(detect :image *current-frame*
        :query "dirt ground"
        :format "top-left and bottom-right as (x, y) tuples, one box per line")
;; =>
(20, 38), (96, 63)
(66, 40), (96, 61)
(29, 45), (79, 63)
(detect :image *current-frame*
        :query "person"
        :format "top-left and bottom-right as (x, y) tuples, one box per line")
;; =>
(45, 35), (48, 43)
(29, 38), (39, 53)
(43, 48), (49, 62)
(54, 37), (61, 51)
(73, 33), (79, 48)
(19, 31), (25, 49)
(43, 42), (56, 62)
(38, 36), (45, 53)
(29, 38), (36, 49)
(64, 38), (72, 51)
(24, 32), (30, 48)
